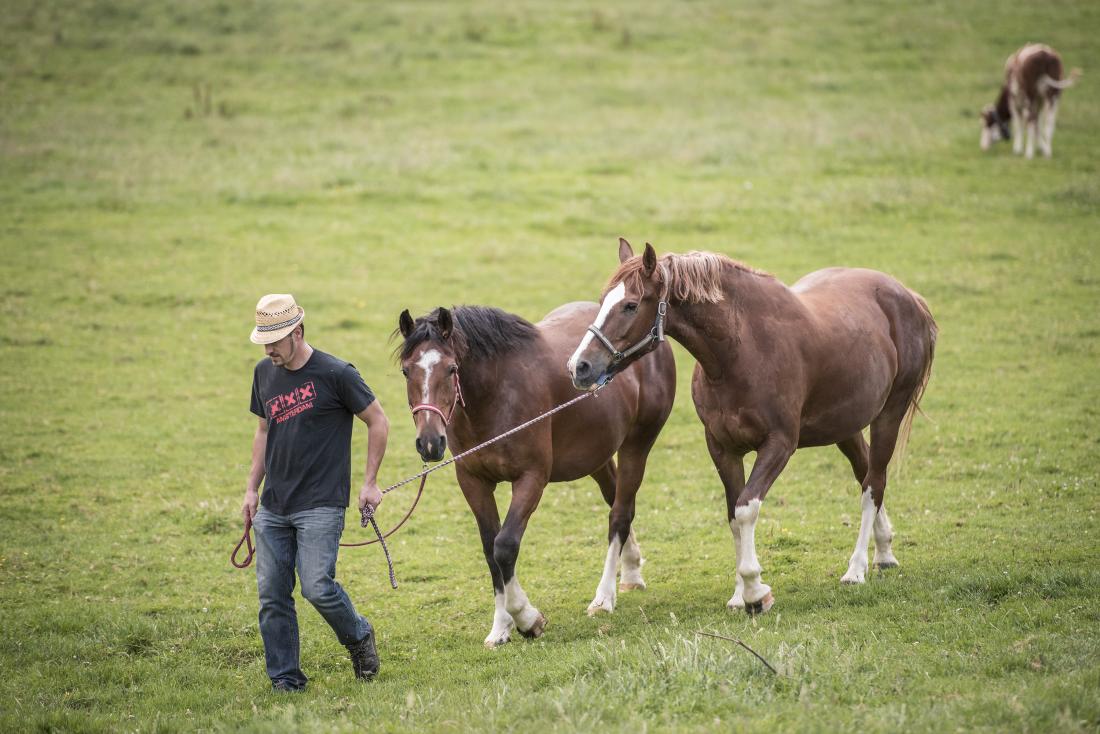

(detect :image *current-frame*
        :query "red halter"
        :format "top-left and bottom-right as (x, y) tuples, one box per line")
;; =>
(411, 370), (465, 425)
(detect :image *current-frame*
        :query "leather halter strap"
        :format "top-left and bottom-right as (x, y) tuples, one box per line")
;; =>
(411, 370), (465, 425)
(586, 299), (668, 365)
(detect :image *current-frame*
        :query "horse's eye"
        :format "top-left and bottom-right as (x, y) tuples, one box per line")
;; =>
(401, 367), (408, 377)
(449, 365), (458, 375)
(624, 302), (639, 313)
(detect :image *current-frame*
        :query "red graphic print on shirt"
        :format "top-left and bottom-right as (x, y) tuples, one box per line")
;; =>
(266, 381), (317, 424)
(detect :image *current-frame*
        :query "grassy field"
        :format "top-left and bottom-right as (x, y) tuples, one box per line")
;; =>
(2, 0), (1099, 731)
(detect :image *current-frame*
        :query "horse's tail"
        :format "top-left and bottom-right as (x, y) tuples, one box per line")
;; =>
(1039, 67), (1082, 92)
(893, 290), (937, 469)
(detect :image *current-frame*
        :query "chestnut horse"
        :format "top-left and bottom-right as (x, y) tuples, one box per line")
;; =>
(569, 240), (936, 614)
(397, 304), (675, 645)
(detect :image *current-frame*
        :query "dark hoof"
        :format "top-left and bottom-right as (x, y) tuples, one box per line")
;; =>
(745, 593), (775, 616)
(874, 561), (900, 570)
(520, 613), (547, 639)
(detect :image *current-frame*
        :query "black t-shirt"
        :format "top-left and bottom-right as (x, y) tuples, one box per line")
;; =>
(250, 349), (376, 515)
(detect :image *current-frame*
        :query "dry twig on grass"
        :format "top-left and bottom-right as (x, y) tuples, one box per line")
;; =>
(694, 630), (778, 675)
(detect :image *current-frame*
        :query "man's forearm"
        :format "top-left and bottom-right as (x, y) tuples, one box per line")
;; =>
(363, 418), (389, 485)
(247, 427), (267, 493)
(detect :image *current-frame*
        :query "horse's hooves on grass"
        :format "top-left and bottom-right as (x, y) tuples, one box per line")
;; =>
(586, 603), (612, 617)
(874, 560), (900, 570)
(619, 582), (646, 591)
(520, 614), (547, 639)
(745, 593), (774, 616)
(483, 634), (511, 649)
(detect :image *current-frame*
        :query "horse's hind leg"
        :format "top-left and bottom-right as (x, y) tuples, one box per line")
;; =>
(836, 432), (869, 486)
(841, 407), (906, 584)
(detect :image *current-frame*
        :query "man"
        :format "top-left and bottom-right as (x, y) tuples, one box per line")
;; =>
(242, 293), (390, 692)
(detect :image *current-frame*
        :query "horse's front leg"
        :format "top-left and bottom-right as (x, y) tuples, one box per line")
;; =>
(456, 470), (513, 648)
(588, 447), (650, 615)
(734, 436), (793, 615)
(495, 470), (549, 638)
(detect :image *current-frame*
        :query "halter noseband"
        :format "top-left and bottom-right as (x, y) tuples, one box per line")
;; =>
(586, 296), (668, 366)
(411, 369), (466, 425)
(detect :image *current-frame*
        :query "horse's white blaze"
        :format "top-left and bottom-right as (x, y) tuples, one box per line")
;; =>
(568, 281), (627, 375)
(588, 535), (623, 615)
(503, 577), (541, 631)
(484, 591), (515, 648)
(842, 488), (876, 584)
(733, 499), (770, 604)
(727, 518), (746, 609)
(416, 349), (442, 404)
(872, 504), (898, 568)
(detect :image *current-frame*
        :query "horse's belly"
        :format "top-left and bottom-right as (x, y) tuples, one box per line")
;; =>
(548, 414), (628, 481)
(797, 372), (892, 446)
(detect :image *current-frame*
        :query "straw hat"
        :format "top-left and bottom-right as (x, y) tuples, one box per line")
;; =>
(250, 294), (305, 344)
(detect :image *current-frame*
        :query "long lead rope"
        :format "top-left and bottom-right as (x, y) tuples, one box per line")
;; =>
(231, 383), (607, 582)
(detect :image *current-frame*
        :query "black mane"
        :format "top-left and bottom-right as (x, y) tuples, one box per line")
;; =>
(397, 306), (540, 362)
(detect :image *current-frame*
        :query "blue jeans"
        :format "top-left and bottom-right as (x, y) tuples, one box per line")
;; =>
(253, 506), (372, 689)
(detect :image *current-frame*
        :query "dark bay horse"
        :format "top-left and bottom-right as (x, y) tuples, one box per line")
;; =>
(569, 240), (936, 614)
(397, 304), (675, 645)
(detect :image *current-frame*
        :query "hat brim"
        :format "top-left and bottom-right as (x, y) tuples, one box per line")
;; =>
(250, 308), (305, 345)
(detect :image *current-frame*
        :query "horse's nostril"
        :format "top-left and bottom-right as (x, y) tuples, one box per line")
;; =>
(576, 360), (590, 377)
(415, 437), (424, 454)
(439, 436), (447, 454)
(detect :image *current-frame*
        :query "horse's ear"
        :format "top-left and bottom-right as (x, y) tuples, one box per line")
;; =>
(642, 243), (658, 277)
(618, 237), (634, 263)
(398, 309), (415, 339)
(438, 307), (453, 339)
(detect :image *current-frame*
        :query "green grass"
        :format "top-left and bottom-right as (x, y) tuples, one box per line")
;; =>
(2, 0), (1099, 731)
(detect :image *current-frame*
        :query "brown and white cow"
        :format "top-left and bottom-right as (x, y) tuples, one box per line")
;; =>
(981, 43), (1081, 159)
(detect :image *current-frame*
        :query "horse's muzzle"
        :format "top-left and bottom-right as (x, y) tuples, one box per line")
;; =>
(415, 435), (447, 462)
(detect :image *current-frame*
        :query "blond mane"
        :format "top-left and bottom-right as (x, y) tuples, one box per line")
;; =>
(605, 251), (771, 304)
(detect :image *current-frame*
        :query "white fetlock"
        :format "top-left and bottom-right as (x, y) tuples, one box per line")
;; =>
(512, 604), (542, 633)
(619, 568), (646, 591)
(873, 550), (899, 569)
(726, 575), (746, 610)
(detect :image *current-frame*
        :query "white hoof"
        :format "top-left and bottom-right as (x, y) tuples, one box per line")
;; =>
(726, 591), (746, 610)
(484, 620), (515, 648)
(841, 566), (866, 584)
(586, 594), (615, 616)
(619, 580), (646, 592)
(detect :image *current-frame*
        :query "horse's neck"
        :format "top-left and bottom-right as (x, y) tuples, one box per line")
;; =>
(666, 300), (737, 380)
(449, 354), (526, 439)
(666, 268), (792, 381)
